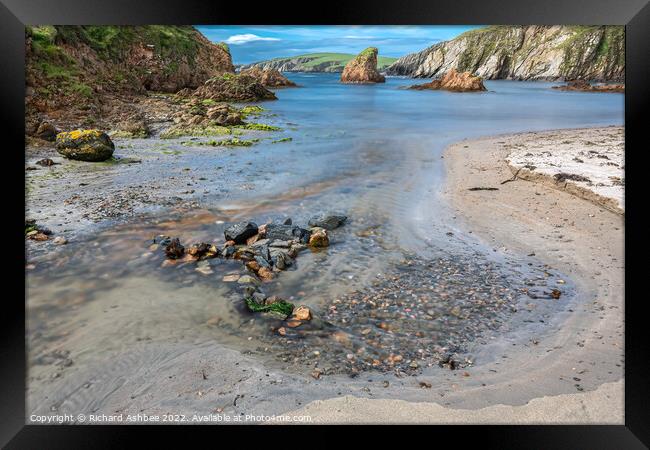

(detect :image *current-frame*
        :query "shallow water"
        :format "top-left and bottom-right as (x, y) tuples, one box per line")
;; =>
(27, 74), (623, 382)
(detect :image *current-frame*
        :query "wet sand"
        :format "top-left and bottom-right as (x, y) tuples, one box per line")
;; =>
(284, 127), (624, 423)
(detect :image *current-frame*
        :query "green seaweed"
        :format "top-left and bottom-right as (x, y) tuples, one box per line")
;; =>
(160, 125), (232, 139)
(198, 138), (258, 147)
(271, 137), (292, 144)
(236, 123), (282, 131)
(245, 297), (294, 318)
(240, 105), (265, 115)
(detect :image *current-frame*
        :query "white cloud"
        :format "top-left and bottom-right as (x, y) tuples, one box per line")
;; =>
(225, 34), (281, 45)
(343, 35), (377, 39)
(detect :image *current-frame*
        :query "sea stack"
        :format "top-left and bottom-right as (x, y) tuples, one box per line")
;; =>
(409, 69), (486, 92)
(340, 47), (386, 83)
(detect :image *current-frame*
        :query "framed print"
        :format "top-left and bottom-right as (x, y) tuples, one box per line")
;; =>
(1, 0), (648, 446)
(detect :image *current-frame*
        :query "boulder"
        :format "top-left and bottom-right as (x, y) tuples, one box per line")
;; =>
(206, 104), (244, 126)
(55, 129), (115, 162)
(240, 67), (297, 87)
(112, 117), (150, 138)
(263, 223), (311, 244)
(35, 122), (58, 141)
(224, 221), (258, 244)
(308, 213), (347, 230)
(36, 158), (57, 167)
(308, 228), (330, 248)
(165, 238), (185, 259)
(409, 69), (486, 92)
(341, 47), (386, 84)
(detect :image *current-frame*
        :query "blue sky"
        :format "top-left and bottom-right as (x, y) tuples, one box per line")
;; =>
(195, 26), (481, 65)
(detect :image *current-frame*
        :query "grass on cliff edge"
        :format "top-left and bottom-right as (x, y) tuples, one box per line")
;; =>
(258, 52), (397, 70)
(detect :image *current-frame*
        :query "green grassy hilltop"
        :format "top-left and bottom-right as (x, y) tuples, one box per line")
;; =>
(242, 52), (398, 73)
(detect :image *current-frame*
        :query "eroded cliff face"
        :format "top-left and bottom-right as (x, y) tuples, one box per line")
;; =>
(25, 26), (234, 132)
(340, 47), (386, 83)
(387, 26), (624, 81)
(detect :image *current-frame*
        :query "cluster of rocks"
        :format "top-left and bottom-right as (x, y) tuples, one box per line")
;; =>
(340, 47), (386, 84)
(160, 99), (245, 138)
(188, 73), (278, 102)
(552, 80), (624, 93)
(158, 213), (347, 327)
(409, 69), (487, 92)
(25, 219), (67, 244)
(111, 115), (151, 138)
(239, 67), (297, 88)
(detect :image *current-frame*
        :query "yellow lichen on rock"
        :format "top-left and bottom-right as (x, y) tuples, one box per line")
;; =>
(55, 129), (115, 162)
(65, 129), (103, 140)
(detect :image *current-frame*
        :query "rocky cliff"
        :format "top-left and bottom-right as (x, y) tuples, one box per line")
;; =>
(240, 52), (397, 73)
(387, 26), (624, 81)
(341, 48), (386, 83)
(26, 26), (234, 132)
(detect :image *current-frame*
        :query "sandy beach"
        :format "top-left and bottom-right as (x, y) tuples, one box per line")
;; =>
(285, 127), (624, 423)
(27, 127), (624, 424)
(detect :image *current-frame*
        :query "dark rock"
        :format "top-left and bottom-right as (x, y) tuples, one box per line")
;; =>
(224, 221), (258, 244)
(36, 158), (57, 167)
(308, 213), (347, 230)
(283, 218), (292, 225)
(270, 248), (292, 270)
(154, 235), (172, 246)
(554, 173), (591, 183)
(165, 238), (185, 259)
(35, 122), (58, 141)
(255, 255), (272, 269)
(264, 223), (311, 244)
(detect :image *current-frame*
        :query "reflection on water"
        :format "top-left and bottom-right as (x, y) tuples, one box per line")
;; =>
(27, 74), (623, 382)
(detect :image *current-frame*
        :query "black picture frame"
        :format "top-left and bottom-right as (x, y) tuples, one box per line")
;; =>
(1, 0), (648, 446)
